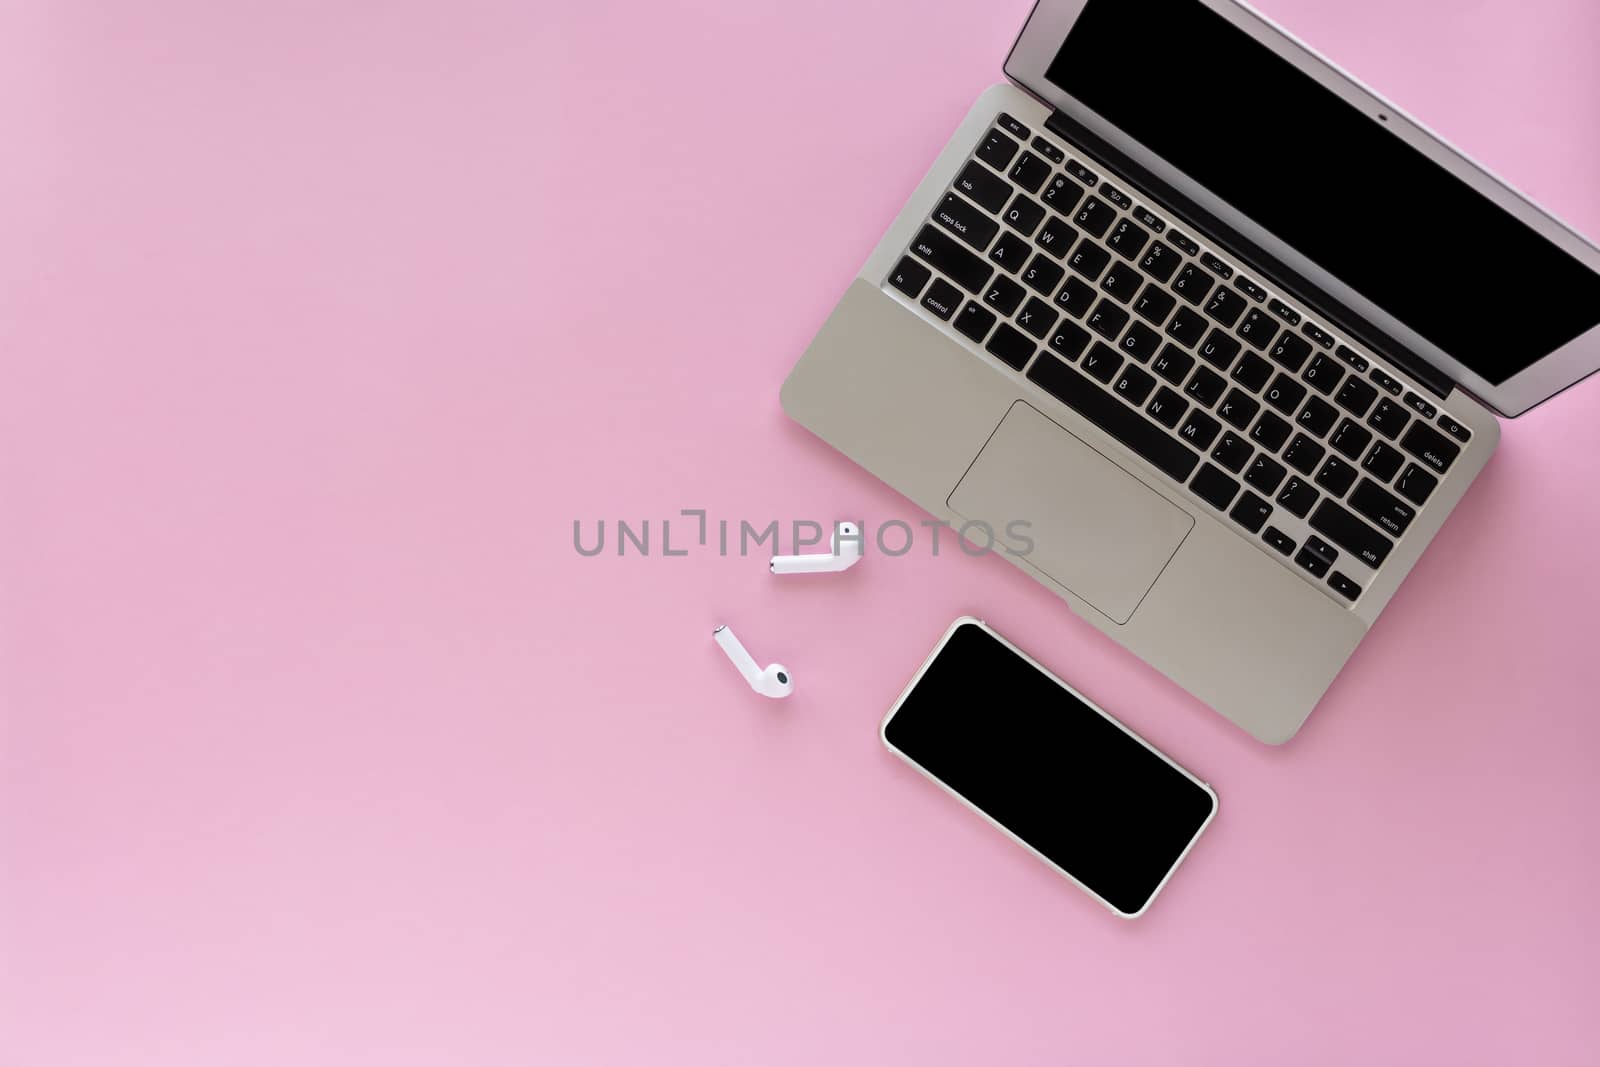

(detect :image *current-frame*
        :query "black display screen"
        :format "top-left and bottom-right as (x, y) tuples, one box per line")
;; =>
(883, 623), (1214, 915)
(1045, 0), (1600, 385)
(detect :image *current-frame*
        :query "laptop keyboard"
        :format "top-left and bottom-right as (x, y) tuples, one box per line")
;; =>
(885, 112), (1474, 607)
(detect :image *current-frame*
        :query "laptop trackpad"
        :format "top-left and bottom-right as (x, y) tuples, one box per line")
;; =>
(948, 401), (1193, 625)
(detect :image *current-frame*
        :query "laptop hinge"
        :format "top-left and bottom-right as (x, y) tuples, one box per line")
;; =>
(1044, 110), (1456, 401)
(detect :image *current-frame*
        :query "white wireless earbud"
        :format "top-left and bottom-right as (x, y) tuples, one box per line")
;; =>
(713, 625), (793, 698)
(771, 522), (863, 574)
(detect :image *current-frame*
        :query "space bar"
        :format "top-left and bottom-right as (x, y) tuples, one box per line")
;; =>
(1025, 355), (1200, 482)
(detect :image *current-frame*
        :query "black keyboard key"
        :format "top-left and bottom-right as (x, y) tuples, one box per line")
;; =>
(1055, 276), (1096, 318)
(954, 301), (996, 342)
(1119, 321), (1161, 363)
(1400, 421), (1459, 474)
(1334, 344), (1370, 372)
(1152, 345), (1193, 385)
(1305, 351), (1344, 395)
(1438, 414), (1472, 443)
(1072, 196), (1117, 238)
(1262, 526), (1295, 556)
(1403, 390), (1438, 419)
(1191, 463), (1240, 510)
(1369, 367), (1402, 395)
(1295, 541), (1334, 579)
(1301, 322), (1335, 348)
(1315, 455), (1357, 497)
(997, 113), (1030, 139)
(1267, 332), (1313, 373)
(1065, 159), (1098, 186)
(1099, 183), (1133, 210)
(1040, 173), (1083, 214)
(1167, 230), (1201, 256)
(1309, 500), (1394, 568)
(1134, 207), (1166, 232)
(1395, 463), (1438, 506)
(1086, 300), (1129, 341)
(983, 275), (1026, 315)
(1185, 365), (1227, 407)
(1297, 395), (1339, 437)
(1267, 297), (1301, 325)
(1166, 306), (1207, 348)
(985, 322), (1034, 370)
(1245, 454), (1287, 495)
(1203, 286), (1246, 327)
(1231, 352), (1273, 392)
(1049, 320), (1091, 360)
(1025, 355), (1201, 482)
(1138, 241), (1180, 282)
(889, 256), (931, 299)
(1178, 410), (1221, 450)
(1030, 135), (1065, 164)
(1067, 242), (1111, 281)
(1099, 261), (1142, 303)
(1229, 490), (1273, 533)
(1335, 376), (1378, 418)
(1283, 433), (1325, 475)
(1171, 263), (1214, 305)
(1081, 341), (1122, 383)
(987, 230), (1031, 273)
(1113, 364), (1157, 406)
(1199, 251), (1234, 279)
(1211, 431), (1253, 473)
(1250, 410), (1292, 451)
(1235, 276), (1267, 302)
(977, 129), (1020, 170)
(1329, 418), (1372, 460)
(1276, 476), (1319, 518)
(1236, 307), (1278, 349)
(1022, 254), (1065, 296)
(1001, 195), (1046, 236)
(1349, 478), (1416, 537)
(921, 278), (962, 320)
(933, 193), (1001, 251)
(1035, 215), (1075, 259)
(1106, 218), (1149, 259)
(1147, 386), (1187, 428)
(1363, 441), (1404, 481)
(911, 225), (993, 292)
(1264, 373), (1306, 415)
(1327, 571), (1362, 601)
(1368, 397), (1410, 439)
(1197, 329), (1241, 371)
(955, 161), (1013, 213)
(1008, 151), (1052, 193)
(1015, 296), (1057, 339)
(1135, 285), (1177, 326)
(1218, 388), (1260, 430)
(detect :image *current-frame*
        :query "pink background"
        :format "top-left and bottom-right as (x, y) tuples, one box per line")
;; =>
(4, 0), (1599, 1063)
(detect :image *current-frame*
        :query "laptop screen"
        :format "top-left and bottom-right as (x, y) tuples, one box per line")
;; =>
(1045, 0), (1600, 386)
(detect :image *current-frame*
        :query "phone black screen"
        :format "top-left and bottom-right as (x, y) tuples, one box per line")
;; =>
(883, 623), (1214, 915)
(1045, 0), (1600, 385)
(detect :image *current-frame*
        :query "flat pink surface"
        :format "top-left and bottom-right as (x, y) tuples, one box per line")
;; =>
(4, 1), (1599, 1063)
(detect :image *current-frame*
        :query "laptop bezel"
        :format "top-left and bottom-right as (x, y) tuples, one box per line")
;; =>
(1003, 0), (1600, 418)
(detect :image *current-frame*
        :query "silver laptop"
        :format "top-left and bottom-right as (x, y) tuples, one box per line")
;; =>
(781, 0), (1600, 743)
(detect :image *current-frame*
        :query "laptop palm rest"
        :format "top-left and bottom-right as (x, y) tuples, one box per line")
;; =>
(949, 401), (1193, 625)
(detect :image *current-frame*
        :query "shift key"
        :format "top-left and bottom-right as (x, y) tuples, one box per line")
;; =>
(911, 224), (994, 293)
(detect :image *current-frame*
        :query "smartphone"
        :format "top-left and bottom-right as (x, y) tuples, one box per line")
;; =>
(881, 617), (1217, 918)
